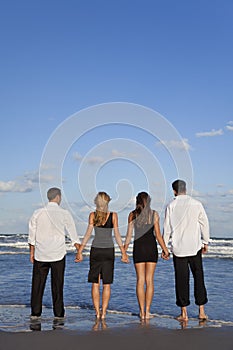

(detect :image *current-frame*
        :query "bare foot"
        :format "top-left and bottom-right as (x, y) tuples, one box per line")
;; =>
(176, 307), (188, 322)
(176, 314), (188, 322)
(198, 314), (208, 321)
(145, 312), (154, 319)
(198, 305), (208, 320)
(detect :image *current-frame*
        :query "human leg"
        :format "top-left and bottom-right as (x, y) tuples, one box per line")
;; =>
(175, 307), (188, 322)
(198, 305), (208, 320)
(102, 284), (111, 319)
(145, 262), (156, 318)
(189, 250), (208, 318)
(99, 249), (114, 319)
(173, 255), (190, 320)
(51, 257), (66, 317)
(134, 263), (146, 319)
(31, 260), (49, 316)
(92, 275), (101, 318)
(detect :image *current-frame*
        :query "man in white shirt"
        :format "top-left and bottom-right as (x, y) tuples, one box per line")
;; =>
(28, 187), (81, 318)
(163, 180), (209, 322)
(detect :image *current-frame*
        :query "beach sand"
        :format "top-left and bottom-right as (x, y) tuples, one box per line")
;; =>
(0, 307), (233, 350)
(1, 326), (233, 350)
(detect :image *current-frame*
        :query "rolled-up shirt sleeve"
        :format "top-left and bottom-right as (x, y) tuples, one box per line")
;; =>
(64, 211), (81, 245)
(28, 211), (38, 246)
(163, 205), (172, 246)
(198, 205), (210, 244)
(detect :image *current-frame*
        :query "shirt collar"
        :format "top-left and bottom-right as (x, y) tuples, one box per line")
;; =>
(47, 202), (59, 206)
(174, 194), (189, 200)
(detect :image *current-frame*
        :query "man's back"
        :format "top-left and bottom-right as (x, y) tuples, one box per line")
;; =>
(28, 202), (77, 262)
(164, 195), (209, 257)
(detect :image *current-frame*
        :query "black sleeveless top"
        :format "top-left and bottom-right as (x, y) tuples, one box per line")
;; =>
(133, 211), (158, 263)
(91, 212), (114, 248)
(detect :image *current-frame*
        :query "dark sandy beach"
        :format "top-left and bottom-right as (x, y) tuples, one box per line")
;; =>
(1, 326), (233, 350)
(1, 306), (233, 350)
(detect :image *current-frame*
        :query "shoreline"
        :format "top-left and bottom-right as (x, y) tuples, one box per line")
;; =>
(1, 305), (233, 333)
(1, 305), (233, 350)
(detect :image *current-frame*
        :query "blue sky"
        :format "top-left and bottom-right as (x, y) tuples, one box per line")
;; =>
(0, 0), (232, 237)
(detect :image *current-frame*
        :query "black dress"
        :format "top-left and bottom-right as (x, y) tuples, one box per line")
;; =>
(133, 211), (158, 264)
(88, 213), (115, 284)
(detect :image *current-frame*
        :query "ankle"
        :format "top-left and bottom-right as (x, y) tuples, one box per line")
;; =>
(181, 307), (188, 317)
(140, 310), (145, 319)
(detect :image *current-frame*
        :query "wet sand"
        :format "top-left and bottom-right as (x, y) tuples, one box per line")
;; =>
(1, 306), (233, 350)
(1, 325), (233, 350)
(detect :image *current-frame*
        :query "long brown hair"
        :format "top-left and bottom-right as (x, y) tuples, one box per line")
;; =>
(132, 192), (152, 226)
(93, 192), (111, 226)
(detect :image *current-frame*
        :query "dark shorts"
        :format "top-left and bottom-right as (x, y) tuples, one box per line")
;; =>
(88, 247), (115, 284)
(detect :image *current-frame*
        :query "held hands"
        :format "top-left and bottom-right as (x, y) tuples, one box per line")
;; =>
(121, 252), (130, 263)
(161, 250), (170, 260)
(202, 244), (208, 254)
(75, 252), (83, 263)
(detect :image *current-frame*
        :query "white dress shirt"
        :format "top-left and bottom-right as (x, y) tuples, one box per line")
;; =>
(28, 202), (81, 262)
(163, 195), (210, 257)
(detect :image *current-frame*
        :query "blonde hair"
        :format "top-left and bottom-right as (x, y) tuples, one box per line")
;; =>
(93, 192), (111, 226)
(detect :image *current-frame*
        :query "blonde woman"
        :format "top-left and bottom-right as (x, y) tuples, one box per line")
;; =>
(124, 192), (169, 320)
(76, 192), (129, 319)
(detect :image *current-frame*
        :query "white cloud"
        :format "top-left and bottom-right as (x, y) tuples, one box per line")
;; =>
(24, 171), (54, 184)
(0, 170), (55, 193)
(39, 174), (55, 183)
(216, 184), (225, 188)
(111, 149), (138, 158)
(195, 129), (223, 137)
(111, 149), (125, 157)
(226, 125), (233, 131)
(0, 180), (32, 193)
(227, 120), (233, 125)
(74, 149), (138, 166)
(74, 153), (104, 164)
(73, 152), (82, 161)
(228, 189), (233, 195)
(156, 138), (191, 151)
(40, 164), (57, 170)
(85, 156), (104, 164)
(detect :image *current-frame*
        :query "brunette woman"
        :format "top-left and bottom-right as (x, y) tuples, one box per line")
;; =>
(124, 192), (169, 319)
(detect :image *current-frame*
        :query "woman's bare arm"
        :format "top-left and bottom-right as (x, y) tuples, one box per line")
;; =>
(112, 212), (129, 263)
(153, 211), (170, 259)
(75, 212), (94, 262)
(124, 212), (134, 251)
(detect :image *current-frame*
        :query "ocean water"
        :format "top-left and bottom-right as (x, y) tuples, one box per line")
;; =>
(0, 234), (233, 332)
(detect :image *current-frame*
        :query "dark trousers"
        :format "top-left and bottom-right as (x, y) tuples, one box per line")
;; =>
(31, 257), (66, 317)
(173, 249), (208, 307)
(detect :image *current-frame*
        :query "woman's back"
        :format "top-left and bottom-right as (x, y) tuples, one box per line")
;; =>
(92, 212), (114, 248)
(134, 210), (157, 240)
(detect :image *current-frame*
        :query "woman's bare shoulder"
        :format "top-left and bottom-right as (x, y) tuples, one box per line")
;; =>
(111, 211), (118, 218)
(152, 210), (159, 220)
